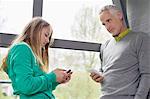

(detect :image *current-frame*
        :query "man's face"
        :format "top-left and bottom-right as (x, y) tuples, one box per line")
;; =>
(100, 10), (123, 36)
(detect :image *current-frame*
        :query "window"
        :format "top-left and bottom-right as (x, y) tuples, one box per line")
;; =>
(0, 0), (33, 34)
(43, 0), (112, 43)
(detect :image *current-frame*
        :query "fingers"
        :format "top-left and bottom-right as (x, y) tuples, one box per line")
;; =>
(65, 74), (71, 82)
(56, 68), (66, 71)
(94, 76), (104, 83)
(62, 71), (72, 83)
(90, 73), (104, 83)
(64, 69), (72, 81)
(55, 69), (73, 84)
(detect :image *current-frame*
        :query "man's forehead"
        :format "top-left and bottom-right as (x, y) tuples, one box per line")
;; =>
(100, 11), (111, 19)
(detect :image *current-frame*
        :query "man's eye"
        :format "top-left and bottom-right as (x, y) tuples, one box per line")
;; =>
(107, 19), (111, 22)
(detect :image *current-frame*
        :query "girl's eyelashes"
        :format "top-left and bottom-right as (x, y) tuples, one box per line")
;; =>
(45, 34), (48, 37)
(45, 33), (50, 37)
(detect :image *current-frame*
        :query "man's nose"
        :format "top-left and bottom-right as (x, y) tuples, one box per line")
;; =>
(106, 24), (111, 30)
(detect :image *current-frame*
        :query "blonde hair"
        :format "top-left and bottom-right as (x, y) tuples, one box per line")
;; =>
(1, 17), (53, 72)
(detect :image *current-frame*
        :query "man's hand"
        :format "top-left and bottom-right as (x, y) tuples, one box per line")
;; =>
(89, 70), (104, 83)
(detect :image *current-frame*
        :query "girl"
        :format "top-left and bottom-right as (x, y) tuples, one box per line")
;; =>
(1, 17), (72, 99)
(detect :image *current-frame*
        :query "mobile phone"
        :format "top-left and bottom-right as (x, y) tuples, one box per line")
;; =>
(88, 69), (101, 75)
(66, 69), (71, 73)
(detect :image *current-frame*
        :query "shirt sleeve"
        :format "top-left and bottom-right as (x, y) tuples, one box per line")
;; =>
(134, 33), (150, 99)
(10, 44), (57, 95)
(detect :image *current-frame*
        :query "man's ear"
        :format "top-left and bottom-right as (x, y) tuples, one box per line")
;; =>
(117, 11), (123, 20)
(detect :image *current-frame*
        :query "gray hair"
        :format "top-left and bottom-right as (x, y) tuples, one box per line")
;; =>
(99, 5), (121, 15)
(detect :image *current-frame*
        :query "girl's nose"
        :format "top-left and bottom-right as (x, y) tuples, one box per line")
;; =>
(46, 38), (49, 43)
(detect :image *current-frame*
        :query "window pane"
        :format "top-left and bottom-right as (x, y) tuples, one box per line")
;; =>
(0, 48), (9, 80)
(43, 0), (112, 43)
(0, 48), (17, 98)
(0, 0), (33, 34)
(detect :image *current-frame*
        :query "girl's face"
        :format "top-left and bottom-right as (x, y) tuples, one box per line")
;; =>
(40, 26), (52, 48)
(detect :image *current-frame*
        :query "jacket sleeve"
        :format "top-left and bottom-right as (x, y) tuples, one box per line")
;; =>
(52, 82), (59, 90)
(10, 44), (57, 95)
(134, 33), (150, 99)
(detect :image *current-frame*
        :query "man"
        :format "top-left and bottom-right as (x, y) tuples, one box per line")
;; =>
(90, 5), (150, 99)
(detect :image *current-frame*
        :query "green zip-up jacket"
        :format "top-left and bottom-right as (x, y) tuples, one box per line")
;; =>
(5, 42), (59, 99)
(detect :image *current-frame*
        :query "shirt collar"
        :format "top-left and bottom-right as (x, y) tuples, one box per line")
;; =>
(114, 28), (131, 42)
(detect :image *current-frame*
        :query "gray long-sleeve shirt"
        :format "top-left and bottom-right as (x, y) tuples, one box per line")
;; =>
(100, 31), (150, 99)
